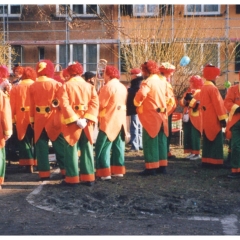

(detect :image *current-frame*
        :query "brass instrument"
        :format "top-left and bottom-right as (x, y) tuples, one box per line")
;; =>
(95, 59), (107, 92)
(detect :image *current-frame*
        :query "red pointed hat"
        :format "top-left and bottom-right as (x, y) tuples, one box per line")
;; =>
(36, 59), (54, 78)
(0, 65), (9, 79)
(189, 75), (204, 89)
(67, 61), (83, 76)
(130, 68), (141, 75)
(13, 64), (24, 75)
(203, 64), (220, 81)
(22, 67), (37, 81)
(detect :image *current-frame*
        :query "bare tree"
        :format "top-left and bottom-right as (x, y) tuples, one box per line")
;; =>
(0, 32), (16, 67)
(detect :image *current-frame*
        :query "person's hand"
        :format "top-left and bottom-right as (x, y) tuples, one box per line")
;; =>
(234, 107), (240, 114)
(4, 135), (11, 141)
(220, 119), (226, 128)
(192, 102), (199, 112)
(125, 132), (131, 144)
(184, 93), (193, 101)
(76, 118), (88, 129)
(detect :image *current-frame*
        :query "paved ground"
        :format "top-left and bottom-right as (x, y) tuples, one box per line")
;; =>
(1, 155), (240, 236)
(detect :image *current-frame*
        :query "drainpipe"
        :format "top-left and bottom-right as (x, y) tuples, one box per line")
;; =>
(171, 4), (174, 86)
(2, 5), (5, 62)
(65, 5), (69, 68)
(118, 5), (121, 75)
(225, 5), (229, 85)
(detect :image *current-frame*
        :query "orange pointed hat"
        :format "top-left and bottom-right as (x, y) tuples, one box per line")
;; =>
(203, 64), (220, 81)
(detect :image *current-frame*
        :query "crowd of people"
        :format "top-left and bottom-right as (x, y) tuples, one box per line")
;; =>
(0, 58), (240, 190)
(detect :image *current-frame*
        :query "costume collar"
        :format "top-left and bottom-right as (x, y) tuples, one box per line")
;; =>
(204, 80), (215, 86)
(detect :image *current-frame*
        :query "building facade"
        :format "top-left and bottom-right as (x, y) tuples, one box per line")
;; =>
(1, 4), (240, 90)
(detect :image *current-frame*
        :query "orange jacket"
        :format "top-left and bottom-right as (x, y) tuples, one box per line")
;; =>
(0, 91), (12, 148)
(10, 79), (34, 140)
(134, 74), (169, 138)
(179, 88), (203, 133)
(224, 84), (240, 132)
(29, 76), (63, 143)
(200, 81), (228, 141)
(98, 78), (128, 142)
(57, 76), (99, 146)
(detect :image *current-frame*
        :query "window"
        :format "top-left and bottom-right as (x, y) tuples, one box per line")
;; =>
(11, 45), (22, 66)
(56, 4), (99, 17)
(0, 4), (21, 17)
(185, 43), (219, 70)
(159, 5), (174, 16)
(57, 44), (98, 71)
(236, 5), (240, 14)
(235, 43), (240, 72)
(133, 4), (159, 17)
(85, 45), (97, 71)
(38, 47), (45, 61)
(59, 45), (70, 69)
(184, 5), (220, 16)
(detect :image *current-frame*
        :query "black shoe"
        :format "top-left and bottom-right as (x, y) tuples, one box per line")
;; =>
(39, 177), (50, 181)
(201, 163), (214, 168)
(156, 166), (167, 174)
(227, 173), (240, 179)
(223, 163), (231, 169)
(81, 181), (95, 186)
(26, 165), (34, 173)
(60, 180), (78, 187)
(201, 163), (223, 169)
(167, 154), (176, 160)
(125, 149), (138, 153)
(139, 169), (156, 176)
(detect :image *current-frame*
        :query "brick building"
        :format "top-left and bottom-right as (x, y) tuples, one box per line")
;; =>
(1, 4), (240, 90)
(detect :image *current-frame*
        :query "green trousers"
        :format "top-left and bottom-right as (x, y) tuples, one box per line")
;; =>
(64, 131), (95, 183)
(18, 124), (36, 166)
(36, 129), (65, 178)
(95, 129), (125, 177)
(167, 114), (172, 153)
(142, 126), (167, 169)
(183, 120), (201, 154)
(0, 147), (6, 185)
(202, 130), (224, 165)
(230, 121), (240, 172)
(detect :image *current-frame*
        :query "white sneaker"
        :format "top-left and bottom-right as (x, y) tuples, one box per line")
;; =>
(111, 174), (123, 177)
(186, 153), (195, 159)
(190, 154), (201, 161)
(101, 176), (111, 180)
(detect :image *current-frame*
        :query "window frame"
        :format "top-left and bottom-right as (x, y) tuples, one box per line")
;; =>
(184, 43), (220, 69)
(235, 42), (240, 72)
(184, 4), (220, 16)
(132, 4), (159, 17)
(56, 4), (99, 18)
(38, 47), (45, 61)
(11, 45), (23, 68)
(0, 4), (21, 17)
(56, 44), (99, 71)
